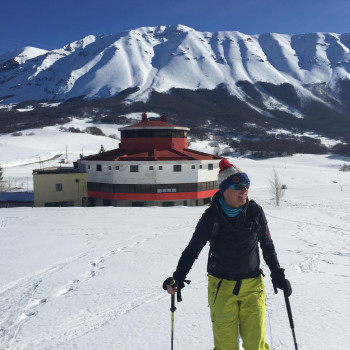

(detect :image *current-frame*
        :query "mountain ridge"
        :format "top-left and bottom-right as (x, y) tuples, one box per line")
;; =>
(1, 25), (350, 103)
(1, 25), (350, 142)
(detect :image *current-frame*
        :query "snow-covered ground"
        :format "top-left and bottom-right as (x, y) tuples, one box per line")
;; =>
(1, 117), (350, 349)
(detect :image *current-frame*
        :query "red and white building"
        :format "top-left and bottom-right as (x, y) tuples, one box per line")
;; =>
(80, 113), (222, 207)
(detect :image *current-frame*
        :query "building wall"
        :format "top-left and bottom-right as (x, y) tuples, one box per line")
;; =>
(33, 172), (88, 207)
(93, 197), (211, 207)
(81, 159), (220, 185)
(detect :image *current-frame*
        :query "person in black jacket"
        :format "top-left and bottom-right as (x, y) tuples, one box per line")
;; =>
(163, 159), (292, 350)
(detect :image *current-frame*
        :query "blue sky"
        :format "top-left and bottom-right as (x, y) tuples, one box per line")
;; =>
(1, 0), (349, 55)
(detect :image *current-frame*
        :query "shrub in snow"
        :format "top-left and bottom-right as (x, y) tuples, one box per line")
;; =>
(332, 143), (350, 156)
(85, 127), (105, 136)
(68, 127), (82, 133)
(11, 131), (23, 136)
(339, 164), (350, 172)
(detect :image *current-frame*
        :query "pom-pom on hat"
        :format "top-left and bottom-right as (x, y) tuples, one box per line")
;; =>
(218, 159), (250, 193)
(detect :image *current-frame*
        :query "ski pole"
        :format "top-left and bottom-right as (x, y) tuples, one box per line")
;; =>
(283, 290), (298, 350)
(170, 293), (176, 350)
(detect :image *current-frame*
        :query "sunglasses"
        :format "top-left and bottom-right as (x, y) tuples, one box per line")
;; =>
(229, 182), (250, 191)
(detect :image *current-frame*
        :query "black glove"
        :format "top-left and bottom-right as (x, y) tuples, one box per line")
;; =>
(271, 268), (292, 297)
(162, 277), (176, 290)
(162, 277), (191, 302)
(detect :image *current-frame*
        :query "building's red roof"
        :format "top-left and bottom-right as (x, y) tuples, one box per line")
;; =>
(83, 112), (220, 162)
(83, 148), (222, 162)
(122, 120), (183, 129)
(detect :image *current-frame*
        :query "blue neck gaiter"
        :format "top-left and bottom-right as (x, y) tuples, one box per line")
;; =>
(219, 196), (243, 218)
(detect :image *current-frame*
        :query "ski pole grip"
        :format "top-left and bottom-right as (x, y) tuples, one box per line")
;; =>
(163, 277), (176, 290)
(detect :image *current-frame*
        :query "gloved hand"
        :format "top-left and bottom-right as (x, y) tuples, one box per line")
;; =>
(162, 277), (177, 291)
(271, 268), (292, 296)
(162, 277), (190, 301)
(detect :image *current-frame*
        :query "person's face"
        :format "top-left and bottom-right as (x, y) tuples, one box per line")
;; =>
(223, 185), (248, 208)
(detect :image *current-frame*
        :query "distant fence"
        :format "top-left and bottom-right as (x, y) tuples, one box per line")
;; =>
(1, 176), (32, 192)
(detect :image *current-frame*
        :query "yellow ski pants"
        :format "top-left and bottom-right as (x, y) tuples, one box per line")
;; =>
(208, 274), (270, 350)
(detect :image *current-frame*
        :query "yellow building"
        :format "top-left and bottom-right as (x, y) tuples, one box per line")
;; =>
(33, 167), (87, 207)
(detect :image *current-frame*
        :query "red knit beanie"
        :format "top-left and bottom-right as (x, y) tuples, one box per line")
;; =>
(217, 159), (250, 193)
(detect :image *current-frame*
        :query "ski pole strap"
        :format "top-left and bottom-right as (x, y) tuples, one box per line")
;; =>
(176, 279), (191, 302)
(177, 289), (182, 302)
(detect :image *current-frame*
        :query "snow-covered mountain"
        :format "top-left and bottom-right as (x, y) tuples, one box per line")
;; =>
(1, 25), (350, 104)
(1, 25), (350, 141)
(0, 47), (48, 67)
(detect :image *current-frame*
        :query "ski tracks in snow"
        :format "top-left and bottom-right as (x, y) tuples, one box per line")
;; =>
(268, 213), (350, 275)
(265, 212), (350, 350)
(11, 289), (168, 350)
(0, 220), (194, 350)
(0, 252), (89, 350)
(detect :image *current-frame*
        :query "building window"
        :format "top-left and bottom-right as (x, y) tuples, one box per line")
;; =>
(159, 166), (163, 170)
(191, 165), (195, 169)
(208, 164), (213, 170)
(149, 166), (154, 170)
(199, 165), (203, 169)
(88, 165), (90, 169)
(115, 166), (119, 170)
(56, 184), (62, 191)
(108, 166), (112, 170)
(157, 187), (177, 193)
(173, 165), (182, 172)
(45, 200), (74, 207)
(130, 165), (139, 172)
(87, 181), (218, 194)
(132, 202), (145, 207)
(96, 164), (102, 171)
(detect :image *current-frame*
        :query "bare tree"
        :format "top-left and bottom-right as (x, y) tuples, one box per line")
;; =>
(213, 145), (221, 156)
(0, 164), (6, 192)
(269, 169), (285, 206)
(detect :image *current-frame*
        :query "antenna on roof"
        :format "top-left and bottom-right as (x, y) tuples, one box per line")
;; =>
(142, 112), (147, 122)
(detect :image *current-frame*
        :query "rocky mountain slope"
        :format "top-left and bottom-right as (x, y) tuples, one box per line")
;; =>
(1, 25), (350, 141)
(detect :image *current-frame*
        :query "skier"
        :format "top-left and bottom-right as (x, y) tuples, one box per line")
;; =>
(163, 159), (292, 350)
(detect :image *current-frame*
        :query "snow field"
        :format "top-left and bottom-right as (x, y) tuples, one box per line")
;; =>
(1, 112), (350, 349)
(0, 150), (350, 349)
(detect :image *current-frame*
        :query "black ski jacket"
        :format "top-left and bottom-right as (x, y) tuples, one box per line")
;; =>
(173, 191), (281, 282)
